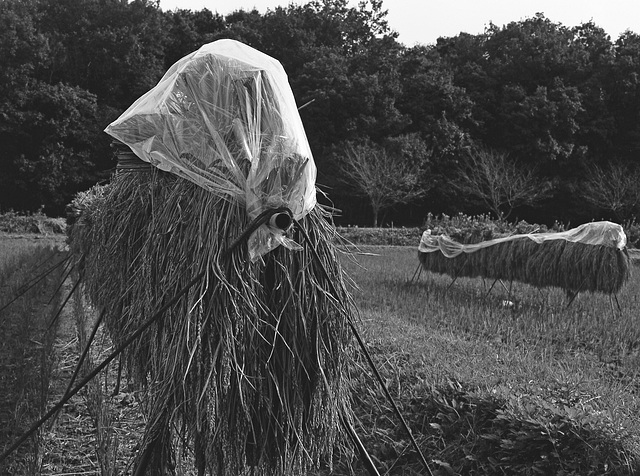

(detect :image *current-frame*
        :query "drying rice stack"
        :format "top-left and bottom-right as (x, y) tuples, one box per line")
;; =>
(418, 222), (630, 295)
(67, 40), (353, 476)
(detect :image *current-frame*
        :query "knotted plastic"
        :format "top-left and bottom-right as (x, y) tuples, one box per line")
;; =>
(419, 221), (627, 257)
(105, 39), (317, 260)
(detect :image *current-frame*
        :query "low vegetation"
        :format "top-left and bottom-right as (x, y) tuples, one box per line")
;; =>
(0, 211), (66, 236)
(339, 212), (640, 248)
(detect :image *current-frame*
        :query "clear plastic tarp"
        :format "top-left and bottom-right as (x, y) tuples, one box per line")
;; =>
(105, 39), (317, 260)
(419, 221), (627, 258)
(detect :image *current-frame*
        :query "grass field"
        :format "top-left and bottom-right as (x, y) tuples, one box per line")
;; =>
(1, 237), (639, 474)
(334, 245), (640, 474)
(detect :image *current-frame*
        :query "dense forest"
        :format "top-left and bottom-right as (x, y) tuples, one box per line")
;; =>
(1, 0), (639, 226)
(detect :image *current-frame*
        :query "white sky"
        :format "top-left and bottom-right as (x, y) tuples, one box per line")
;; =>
(159, 0), (640, 46)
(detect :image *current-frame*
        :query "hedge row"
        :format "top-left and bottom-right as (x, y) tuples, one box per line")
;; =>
(338, 213), (640, 248)
(0, 211), (66, 235)
(2, 211), (638, 249)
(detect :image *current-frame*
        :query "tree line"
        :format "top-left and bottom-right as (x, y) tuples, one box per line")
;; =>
(1, 0), (639, 226)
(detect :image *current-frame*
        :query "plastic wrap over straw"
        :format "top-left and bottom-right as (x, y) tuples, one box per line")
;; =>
(104, 39), (316, 259)
(419, 221), (627, 257)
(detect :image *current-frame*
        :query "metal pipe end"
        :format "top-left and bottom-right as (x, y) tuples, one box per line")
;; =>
(269, 211), (293, 231)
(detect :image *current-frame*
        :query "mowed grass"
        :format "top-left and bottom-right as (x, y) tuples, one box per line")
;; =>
(334, 245), (640, 475)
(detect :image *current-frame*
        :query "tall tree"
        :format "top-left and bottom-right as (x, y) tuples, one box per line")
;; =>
(162, 8), (226, 68)
(570, 21), (617, 162)
(579, 162), (640, 221)
(453, 148), (552, 219)
(492, 78), (584, 166)
(0, 0), (107, 213)
(38, 0), (168, 112)
(0, 77), (100, 213)
(219, 0), (408, 170)
(337, 139), (428, 226)
(610, 32), (640, 163)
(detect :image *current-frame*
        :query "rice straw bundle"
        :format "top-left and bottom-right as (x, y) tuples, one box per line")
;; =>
(418, 222), (630, 295)
(68, 166), (353, 475)
(67, 39), (355, 475)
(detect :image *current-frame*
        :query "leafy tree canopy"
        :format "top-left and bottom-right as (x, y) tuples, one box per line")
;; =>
(1, 2), (640, 226)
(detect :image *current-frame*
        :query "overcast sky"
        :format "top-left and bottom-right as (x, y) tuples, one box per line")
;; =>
(159, 0), (640, 46)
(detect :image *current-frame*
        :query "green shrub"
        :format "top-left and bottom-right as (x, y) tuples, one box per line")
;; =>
(0, 211), (66, 234)
(336, 226), (422, 246)
(334, 212), (640, 249)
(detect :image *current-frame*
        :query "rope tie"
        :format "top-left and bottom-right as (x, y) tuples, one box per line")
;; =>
(112, 140), (152, 172)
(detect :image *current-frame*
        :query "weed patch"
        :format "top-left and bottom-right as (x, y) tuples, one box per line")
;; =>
(0, 211), (66, 235)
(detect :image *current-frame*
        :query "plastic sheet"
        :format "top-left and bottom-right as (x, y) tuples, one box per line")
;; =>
(419, 221), (627, 257)
(105, 39), (317, 260)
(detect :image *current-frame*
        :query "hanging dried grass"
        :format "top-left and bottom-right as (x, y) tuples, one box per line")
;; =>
(418, 234), (630, 295)
(67, 166), (354, 476)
